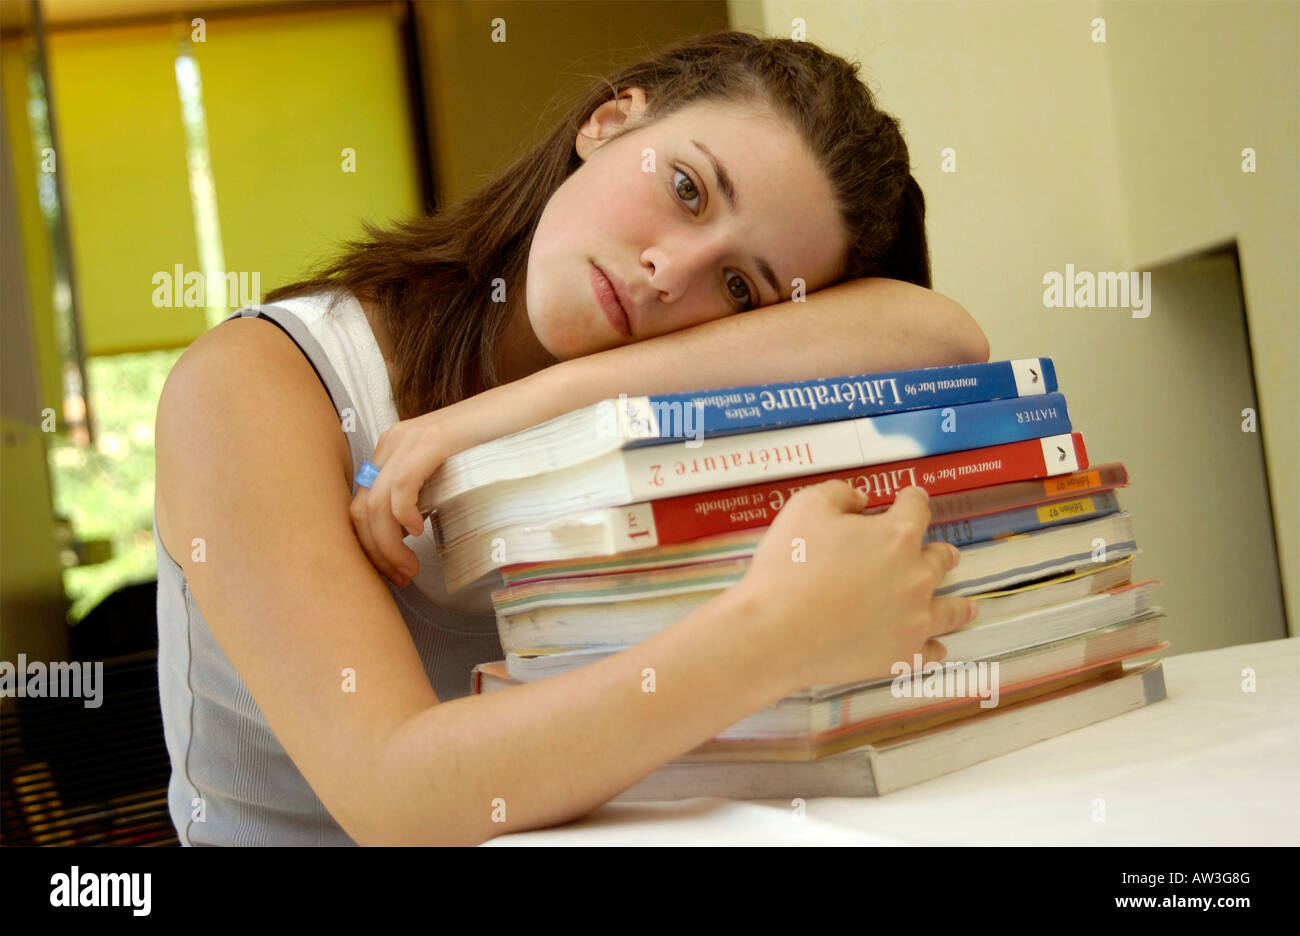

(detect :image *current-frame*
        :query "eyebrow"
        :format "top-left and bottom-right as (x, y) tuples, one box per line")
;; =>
(690, 138), (784, 304)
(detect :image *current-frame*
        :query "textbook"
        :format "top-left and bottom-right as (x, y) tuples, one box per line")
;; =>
(486, 557), (1138, 686)
(429, 394), (1076, 546)
(606, 660), (1167, 798)
(420, 358), (1059, 510)
(491, 582), (1159, 687)
(488, 501), (1138, 618)
(489, 511), (1140, 653)
(471, 616), (1166, 761)
(434, 433), (1110, 591)
(443, 351), (1169, 798)
(487, 459), (1120, 589)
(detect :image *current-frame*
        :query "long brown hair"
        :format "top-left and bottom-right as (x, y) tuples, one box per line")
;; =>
(265, 30), (931, 419)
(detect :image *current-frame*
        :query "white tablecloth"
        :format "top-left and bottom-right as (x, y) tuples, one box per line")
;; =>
(484, 637), (1300, 845)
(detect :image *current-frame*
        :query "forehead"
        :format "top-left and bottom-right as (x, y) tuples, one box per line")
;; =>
(653, 100), (848, 293)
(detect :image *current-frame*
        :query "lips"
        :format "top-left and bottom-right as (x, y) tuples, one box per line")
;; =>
(590, 262), (632, 337)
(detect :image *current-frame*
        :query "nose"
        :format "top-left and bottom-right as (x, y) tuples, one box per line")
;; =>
(642, 226), (731, 305)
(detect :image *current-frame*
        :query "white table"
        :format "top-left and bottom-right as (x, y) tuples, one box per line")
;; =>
(484, 637), (1300, 845)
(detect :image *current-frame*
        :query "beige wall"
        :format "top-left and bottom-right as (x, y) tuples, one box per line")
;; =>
(1101, 0), (1296, 640)
(730, 0), (1296, 650)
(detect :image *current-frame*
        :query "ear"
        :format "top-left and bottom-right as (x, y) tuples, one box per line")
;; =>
(575, 86), (649, 161)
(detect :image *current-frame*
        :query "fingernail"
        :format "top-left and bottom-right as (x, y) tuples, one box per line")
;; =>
(968, 600), (980, 623)
(948, 543), (961, 563)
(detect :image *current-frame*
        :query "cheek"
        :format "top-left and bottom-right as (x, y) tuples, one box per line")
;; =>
(525, 197), (576, 344)
(524, 234), (601, 361)
(523, 165), (638, 358)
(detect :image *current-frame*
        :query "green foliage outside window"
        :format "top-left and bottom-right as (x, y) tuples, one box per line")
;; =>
(50, 349), (183, 624)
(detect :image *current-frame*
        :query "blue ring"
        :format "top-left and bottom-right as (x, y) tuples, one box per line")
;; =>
(354, 459), (380, 489)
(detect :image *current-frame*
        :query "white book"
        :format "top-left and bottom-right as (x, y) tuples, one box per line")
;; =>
(493, 514), (1139, 653)
(421, 400), (1077, 546)
(607, 660), (1167, 799)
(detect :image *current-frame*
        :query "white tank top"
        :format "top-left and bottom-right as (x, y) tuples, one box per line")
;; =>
(268, 291), (499, 614)
(154, 294), (504, 845)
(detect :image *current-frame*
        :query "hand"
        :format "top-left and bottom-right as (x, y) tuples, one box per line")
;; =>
(734, 480), (977, 693)
(349, 365), (573, 589)
(350, 408), (459, 589)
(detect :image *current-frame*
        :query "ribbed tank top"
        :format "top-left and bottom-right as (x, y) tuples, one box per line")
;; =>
(154, 293), (505, 845)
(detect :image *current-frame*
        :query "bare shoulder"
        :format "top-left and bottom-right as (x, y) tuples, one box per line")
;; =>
(154, 317), (352, 557)
(153, 316), (440, 844)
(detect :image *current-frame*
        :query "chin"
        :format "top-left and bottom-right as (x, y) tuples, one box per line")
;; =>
(532, 303), (605, 361)
(530, 325), (581, 363)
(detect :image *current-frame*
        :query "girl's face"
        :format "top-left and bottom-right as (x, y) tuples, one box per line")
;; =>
(517, 89), (850, 366)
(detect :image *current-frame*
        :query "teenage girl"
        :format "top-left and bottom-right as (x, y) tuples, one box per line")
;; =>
(153, 31), (987, 846)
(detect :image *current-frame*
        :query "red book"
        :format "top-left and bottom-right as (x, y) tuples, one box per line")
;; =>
(440, 435), (1114, 592)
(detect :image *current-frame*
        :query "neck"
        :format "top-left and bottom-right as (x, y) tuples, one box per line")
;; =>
(494, 284), (559, 386)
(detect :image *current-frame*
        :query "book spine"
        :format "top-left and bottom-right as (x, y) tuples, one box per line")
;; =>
(923, 489), (1121, 547)
(638, 433), (1095, 546)
(621, 393), (1075, 504)
(924, 460), (1126, 522)
(625, 357), (1058, 445)
(497, 458), (1125, 586)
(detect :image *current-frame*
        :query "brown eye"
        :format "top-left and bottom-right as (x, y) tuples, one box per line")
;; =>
(672, 168), (700, 210)
(727, 272), (754, 311)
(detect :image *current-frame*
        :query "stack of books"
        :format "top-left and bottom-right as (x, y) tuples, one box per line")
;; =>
(419, 358), (1168, 798)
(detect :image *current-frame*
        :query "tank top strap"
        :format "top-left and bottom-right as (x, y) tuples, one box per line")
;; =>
(222, 304), (375, 497)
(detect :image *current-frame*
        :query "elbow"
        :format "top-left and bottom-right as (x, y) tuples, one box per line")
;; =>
(873, 278), (990, 365)
(345, 724), (494, 847)
(965, 322), (991, 364)
(948, 300), (990, 363)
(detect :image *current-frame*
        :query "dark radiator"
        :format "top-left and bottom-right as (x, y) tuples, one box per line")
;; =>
(2, 579), (178, 846)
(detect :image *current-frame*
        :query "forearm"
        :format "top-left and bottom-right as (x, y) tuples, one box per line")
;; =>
(370, 584), (789, 846)
(437, 279), (985, 465)
(482, 278), (985, 439)
(562, 277), (988, 400)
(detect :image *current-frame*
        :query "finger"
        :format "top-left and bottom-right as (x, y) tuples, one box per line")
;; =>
(382, 429), (445, 538)
(929, 594), (977, 638)
(352, 450), (414, 583)
(920, 540), (961, 586)
(371, 424), (397, 466)
(350, 490), (409, 588)
(365, 462), (422, 580)
(919, 637), (947, 666)
(884, 484), (933, 542)
(370, 429), (421, 536)
(813, 478), (868, 514)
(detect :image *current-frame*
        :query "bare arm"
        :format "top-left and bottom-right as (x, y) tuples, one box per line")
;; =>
(444, 278), (988, 453)
(357, 278), (986, 589)
(380, 584), (788, 845)
(559, 276), (990, 400)
(159, 318), (795, 846)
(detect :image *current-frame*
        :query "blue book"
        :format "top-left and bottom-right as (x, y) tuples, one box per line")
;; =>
(621, 357), (1058, 446)
(425, 358), (1059, 508)
(924, 490), (1122, 548)
(428, 392), (1077, 543)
